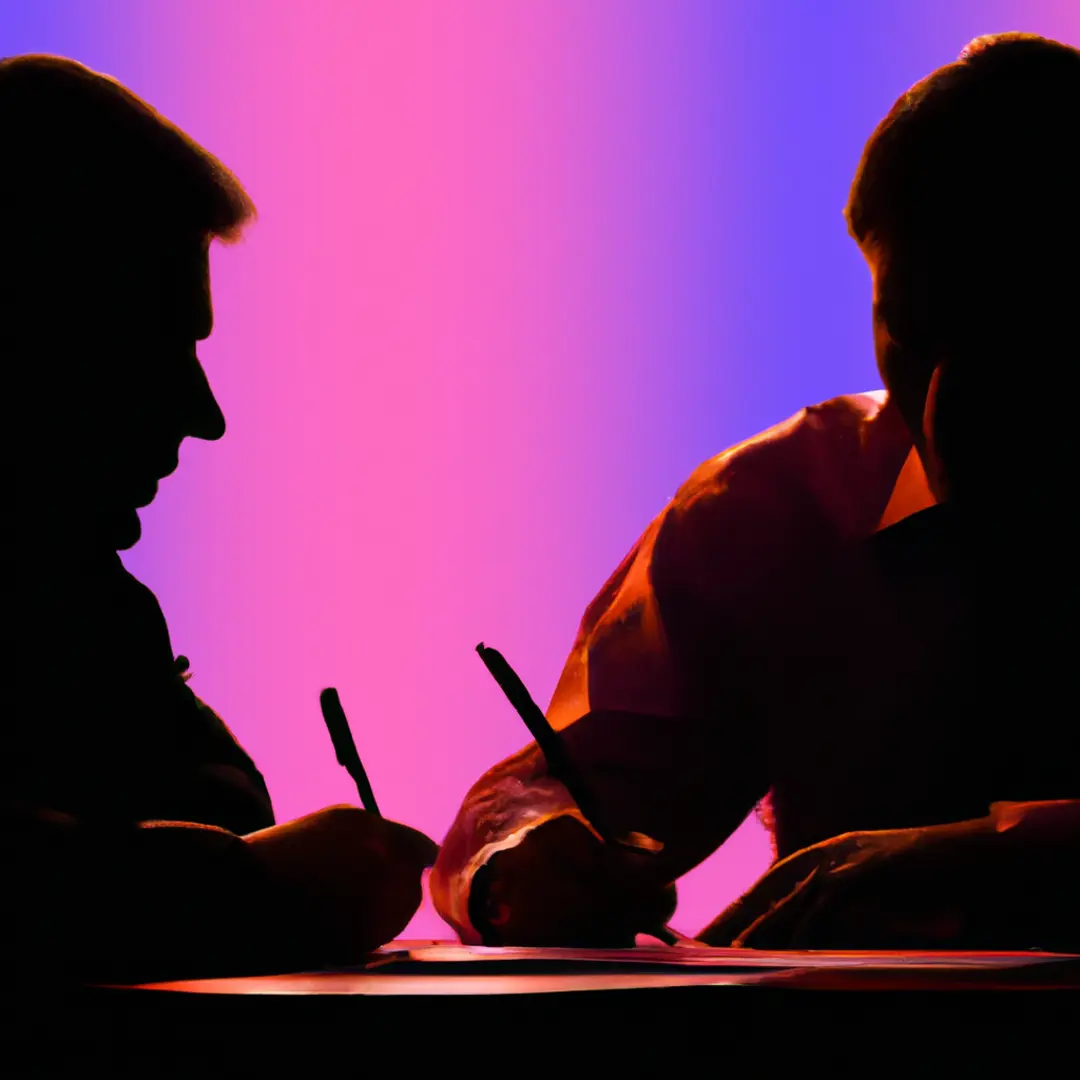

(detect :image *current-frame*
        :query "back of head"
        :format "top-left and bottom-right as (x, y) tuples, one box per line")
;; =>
(846, 34), (1080, 514)
(0, 54), (254, 340)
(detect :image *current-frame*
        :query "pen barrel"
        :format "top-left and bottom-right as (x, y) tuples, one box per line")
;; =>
(320, 687), (381, 817)
(476, 645), (620, 843)
(476, 646), (687, 946)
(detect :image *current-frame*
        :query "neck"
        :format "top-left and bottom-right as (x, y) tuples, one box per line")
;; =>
(7, 505), (119, 574)
(10, 540), (118, 575)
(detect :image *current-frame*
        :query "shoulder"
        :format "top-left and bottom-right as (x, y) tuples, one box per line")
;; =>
(102, 557), (176, 663)
(109, 557), (168, 620)
(652, 391), (911, 606)
(670, 390), (898, 514)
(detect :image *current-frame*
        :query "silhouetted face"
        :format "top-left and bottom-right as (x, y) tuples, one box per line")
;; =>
(865, 248), (894, 382)
(866, 250), (924, 427)
(867, 250), (948, 501)
(16, 227), (226, 556)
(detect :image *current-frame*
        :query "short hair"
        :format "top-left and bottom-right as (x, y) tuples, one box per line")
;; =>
(0, 54), (255, 286)
(845, 33), (1080, 506)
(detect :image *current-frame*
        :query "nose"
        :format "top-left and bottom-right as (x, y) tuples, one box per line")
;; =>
(185, 354), (226, 442)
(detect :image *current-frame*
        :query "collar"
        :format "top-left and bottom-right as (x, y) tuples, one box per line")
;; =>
(876, 446), (936, 533)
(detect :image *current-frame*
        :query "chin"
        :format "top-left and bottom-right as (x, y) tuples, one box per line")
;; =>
(110, 509), (143, 551)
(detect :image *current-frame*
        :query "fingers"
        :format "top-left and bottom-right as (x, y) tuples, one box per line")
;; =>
(339, 879), (426, 961)
(481, 821), (676, 946)
(735, 839), (951, 950)
(382, 819), (440, 867)
(699, 849), (824, 946)
(390, 824), (440, 866)
(523, 815), (604, 864)
(419, 837), (440, 867)
(375, 877), (426, 943)
(735, 867), (825, 948)
(526, 817), (665, 894)
(725, 836), (875, 948)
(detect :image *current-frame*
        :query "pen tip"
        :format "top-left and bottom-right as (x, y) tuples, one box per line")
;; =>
(476, 642), (485, 653)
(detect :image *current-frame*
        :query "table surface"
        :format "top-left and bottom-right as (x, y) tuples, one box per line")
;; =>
(19, 942), (1074, 1063)
(124, 941), (1080, 996)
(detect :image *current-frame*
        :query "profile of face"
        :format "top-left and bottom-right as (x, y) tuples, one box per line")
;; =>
(866, 252), (949, 503)
(22, 228), (227, 555)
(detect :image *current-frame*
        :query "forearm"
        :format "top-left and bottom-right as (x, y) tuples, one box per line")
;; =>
(989, 799), (1080, 845)
(1, 804), (317, 984)
(705, 802), (1080, 950)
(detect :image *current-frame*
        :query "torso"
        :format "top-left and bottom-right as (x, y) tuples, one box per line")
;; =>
(5, 554), (268, 827)
(754, 505), (1077, 858)
(651, 391), (1076, 859)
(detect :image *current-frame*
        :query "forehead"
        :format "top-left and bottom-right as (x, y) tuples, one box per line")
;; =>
(129, 225), (209, 280)
(110, 228), (213, 337)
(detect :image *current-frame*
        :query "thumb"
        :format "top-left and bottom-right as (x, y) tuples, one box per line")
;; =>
(417, 835), (440, 867)
(736, 865), (825, 948)
(387, 820), (440, 867)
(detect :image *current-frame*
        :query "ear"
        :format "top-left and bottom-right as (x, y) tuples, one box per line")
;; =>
(921, 361), (949, 502)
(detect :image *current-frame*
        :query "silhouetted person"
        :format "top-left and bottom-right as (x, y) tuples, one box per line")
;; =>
(1, 55), (437, 984)
(431, 33), (1079, 949)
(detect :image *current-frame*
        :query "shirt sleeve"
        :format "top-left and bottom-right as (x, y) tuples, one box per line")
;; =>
(431, 392), (914, 942)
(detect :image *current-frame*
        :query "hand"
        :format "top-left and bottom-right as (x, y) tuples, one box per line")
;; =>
(473, 815), (677, 947)
(705, 820), (1000, 950)
(245, 806), (439, 964)
(746, 831), (974, 950)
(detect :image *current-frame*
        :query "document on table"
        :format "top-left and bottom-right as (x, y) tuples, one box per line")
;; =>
(360, 944), (1079, 974)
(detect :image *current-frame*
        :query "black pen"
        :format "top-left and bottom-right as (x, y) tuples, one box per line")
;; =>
(476, 642), (685, 947)
(320, 687), (381, 817)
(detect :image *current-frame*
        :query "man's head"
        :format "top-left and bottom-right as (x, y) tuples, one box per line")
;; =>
(846, 33), (1080, 508)
(1, 55), (255, 555)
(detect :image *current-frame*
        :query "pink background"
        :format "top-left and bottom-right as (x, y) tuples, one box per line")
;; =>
(5, 1), (1076, 937)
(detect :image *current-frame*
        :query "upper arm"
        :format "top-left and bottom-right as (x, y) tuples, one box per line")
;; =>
(434, 395), (907, 929)
(181, 689), (275, 820)
(538, 444), (816, 877)
(132, 579), (274, 828)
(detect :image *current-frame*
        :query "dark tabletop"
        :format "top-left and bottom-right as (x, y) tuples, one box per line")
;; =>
(7, 942), (1077, 1072)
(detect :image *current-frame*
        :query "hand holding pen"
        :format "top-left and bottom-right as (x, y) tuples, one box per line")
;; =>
(239, 685), (438, 964)
(474, 643), (700, 947)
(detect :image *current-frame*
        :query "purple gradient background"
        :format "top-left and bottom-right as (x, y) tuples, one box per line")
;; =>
(4, 2), (1076, 938)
